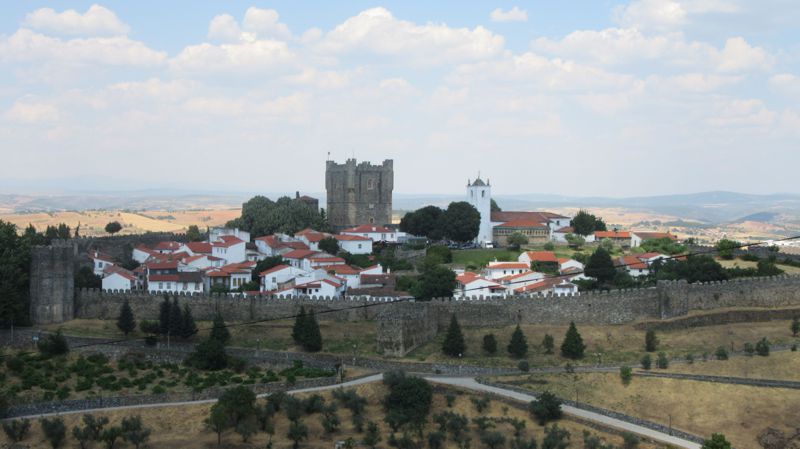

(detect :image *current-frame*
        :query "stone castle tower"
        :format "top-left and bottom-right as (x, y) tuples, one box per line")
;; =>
(467, 177), (492, 247)
(325, 159), (394, 230)
(30, 240), (76, 324)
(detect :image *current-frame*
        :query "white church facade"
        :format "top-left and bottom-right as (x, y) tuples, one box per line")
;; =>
(466, 177), (572, 248)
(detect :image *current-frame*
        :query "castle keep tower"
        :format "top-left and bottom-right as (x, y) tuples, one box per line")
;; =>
(467, 177), (492, 247)
(30, 240), (76, 324)
(326, 159), (394, 230)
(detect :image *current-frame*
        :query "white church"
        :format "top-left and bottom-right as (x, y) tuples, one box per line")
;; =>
(466, 177), (572, 248)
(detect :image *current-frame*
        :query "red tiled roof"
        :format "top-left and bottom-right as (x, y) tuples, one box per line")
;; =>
(259, 264), (291, 276)
(283, 249), (319, 259)
(618, 255), (647, 270)
(309, 256), (346, 263)
(89, 251), (115, 263)
(146, 261), (179, 270)
(255, 235), (280, 246)
(638, 252), (665, 260)
(595, 231), (631, 239)
(341, 225), (393, 234)
(206, 270), (230, 278)
(497, 271), (540, 283)
(524, 251), (558, 263)
(327, 265), (361, 275)
(282, 241), (310, 250)
(104, 265), (136, 281)
(496, 220), (548, 228)
(212, 236), (244, 248)
(633, 232), (677, 241)
(185, 242), (212, 254)
(491, 211), (554, 223)
(154, 241), (181, 251)
(149, 274), (179, 282)
(555, 226), (574, 233)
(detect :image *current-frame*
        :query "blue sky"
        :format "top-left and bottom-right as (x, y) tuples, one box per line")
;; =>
(1, 1), (798, 196)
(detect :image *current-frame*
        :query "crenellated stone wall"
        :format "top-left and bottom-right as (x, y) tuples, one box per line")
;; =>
(30, 240), (76, 324)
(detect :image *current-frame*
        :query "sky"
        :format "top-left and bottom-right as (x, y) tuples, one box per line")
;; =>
(1, 1), (799, 197)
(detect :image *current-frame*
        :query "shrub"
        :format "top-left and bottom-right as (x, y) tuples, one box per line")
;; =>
(619, 366), (633, 385)
(518, 360), (530, 372)
(3, 418), (31, 442)
(483, 334), (498, 355)
(656, 352), (669, 369)
(481, 431), (506, 449)
(445, 393), (457, 408)
(686, 353), (695, 364)
(470, 396), (491, 413)
(756, 337), (770, 356)
(542, 424), (570, 449)
(542, 334), (555, 355)
(529, 391), (562, 425)
(442, 315), (466, 357)
(644, 330), (658, 352)
(640, 354), (652, 370)
(622, 432), (640, 449)
(715, 347), (728, 360)
(121, 415), (151, 449)
(428, 430), (446, 449)
(744, 342), (755, 356)
(507, 325), (528, 358)
(543, 242), (555, 251)
(38, 331), (69, 358)
(41, 417), (66, 449)
(560, 322), (585, 359)
(701, 433), (732, 449)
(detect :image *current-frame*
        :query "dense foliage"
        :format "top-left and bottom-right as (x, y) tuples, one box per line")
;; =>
(570, 210), (606, 236)
(560, 322), (585, 359)
(226, 195), (328, 237)
(442, 315), (466, 357)
(507, 325), (529, 358)
(411, 259), (456, 300)
(399, 202), (481, 243)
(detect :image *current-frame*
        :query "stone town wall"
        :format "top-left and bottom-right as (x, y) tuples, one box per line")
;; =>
(376, 303), (438, 356)
(29, 240), (75, 325)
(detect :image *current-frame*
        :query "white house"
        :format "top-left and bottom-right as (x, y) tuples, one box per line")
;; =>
(558, 258), (585, 273)
(132, 245), (157, 264)
(102, 266), (137, 291)
(308, 254), (347, 270)
(205, 262), (254, 292)
(254, 235), (292, 257)
(617, 255), (650, 277)
(454, 272), (506, 298)
(259, 264), (308, 292)
(153, 241), (181, 254)
(335, 234), (373, 254)
(340, 225), (403, 243)
(276, 278), (344, 298)
(552, 226), (574, 243)
(630, 232), (677, 248)
(518, 251), (559, 268)
(209, 227), (251, 244)
(496, 270), (545, 291)
(89, 251), (116, 277)
(483, 261), (530, 280)
(177, 242), (212, 256)
(552, 281), (579, 296)
(211, 235), (246, 265)
(147, 272), (204, 295)
(296, 229), (329, 251)
(282, 249), (320, 270)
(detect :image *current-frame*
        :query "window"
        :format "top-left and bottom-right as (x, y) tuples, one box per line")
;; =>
(195, 284), (199, 290)
(357, 244), (362, 249)
(158, 282), (163, 289)
(367, 178), (375, 190)
(482, 190), (485, 198)
(369, 218), (375, 224)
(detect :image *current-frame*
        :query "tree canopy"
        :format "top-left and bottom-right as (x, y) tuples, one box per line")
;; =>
(400, 202), (480, 242)
(411, 259), (456, 300)
(104, 221), (122, 235)
(226, 195), (328, 237)
(585, 248), (616, 284)
(570, 210), (606, 236)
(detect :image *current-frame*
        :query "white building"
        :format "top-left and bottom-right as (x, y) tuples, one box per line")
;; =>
(102, 266), (137, 291)
(340, 225), (404, 243)
(132, 245), (157, 264)
(209, 227), (251, 244)
(211, 236), (246, 265)
(483, 261), (530, 280)
(335, 234), (373, 254)
(466, 178), (493, 247)
(147, 272), (204, 295)
(454, 272), (507, 298)
(89, 251), (115, 277)
(276, 278), (344, 298)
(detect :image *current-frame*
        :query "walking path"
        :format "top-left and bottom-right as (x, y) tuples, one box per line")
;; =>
(426, 377), (702, 449)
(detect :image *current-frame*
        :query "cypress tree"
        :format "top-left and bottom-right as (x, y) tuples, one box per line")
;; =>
(181, 303), (198, 339)
(507, 325), (528, 358)
(292, 306), (307, 344)
(303, 310), (322, 352)
(442, 315), (466, 357)
(158, 295), (171, 335)
(645, 329), (659, 352)
(210, 312), (231, 345)
(168, 299), (182, 338)
(560, 322), (586, 359)
(116, 299), (136, 336)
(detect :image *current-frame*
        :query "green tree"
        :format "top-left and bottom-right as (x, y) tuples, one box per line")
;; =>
(564, 233), (585, 249)
(104, 221), (122, 235)
(507, 325), (529, 358)
(481, 431), (506, 449)
(41, 417), (66, 449)
(227, 195), (328, 237)
(542, 334), (555, 355)
(0, 221), (33, 327)
(570, 211), (605, 236)
(644, 329), (658, 352)
(585, 248), (616, 285)
(292, 306), (308, 345)
(715, 239), (739, 260)
(442, 202), (481, 243)
(100, 426), (123, 449)
(383, 375), (433, 431)
(319, 236), (340, 255)
(399, 205), (445, 240)
(756, 337), (770, 356)
(218, 386), (257, 427)
(188, 337), (229, 370)
(186, 225), (204, 242)
(620, 366), (633, 385)
(288, 420), (308, 449)
(560, 322), (585, 359)
(792, 317), (800, 337)
(491, 199), (501, 213)
(364, 421), (382, 449)
(541, 424), (570, 449)
(121, 415), (150, 449)
(74, 266), (102, 289)
(2, 418), (30, 442)
(210, 312), (231, 345)
(158, 295), (171, 336)
(412, 259), (456, 300)
(622, 432), (640, 449)
(236, 417), (258, 443)
(442, 315), (466, 357)
(180, 303), (198, 339)
(72, 414), (108, 449)
(116, 299), (136, 336)
(529, 392), (562, 425)
(426, 245), (453, 264)
(640, 354), (652, 370)
(302, 310), (323, 352)
(482, 334), (498, 355)
(38, 330), (69, 358)
(507, 232), (529, 250)
(253, 255), (284, 282)
(656, 255), (729, 283)
(701, 433), (732, 449)
(206, 403), (228, 447)
(656, 352), (669, 369)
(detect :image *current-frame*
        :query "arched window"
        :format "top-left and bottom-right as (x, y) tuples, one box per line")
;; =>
(481, 190), (485, 198)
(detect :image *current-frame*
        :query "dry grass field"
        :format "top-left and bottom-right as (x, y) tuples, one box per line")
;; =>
(0, 382), (663, 449)
(717, 258), (800, 275)
(499, 371), (800, 449)
(667, 350), (800, 380)
(1, 209), (241, 236)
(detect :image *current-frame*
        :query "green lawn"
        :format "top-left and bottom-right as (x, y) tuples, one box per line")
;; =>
(451, 248), (520, 269)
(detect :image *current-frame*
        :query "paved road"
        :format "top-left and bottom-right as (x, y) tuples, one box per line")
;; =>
(426, 377), (702, 449)
(4, 374), (385, 421)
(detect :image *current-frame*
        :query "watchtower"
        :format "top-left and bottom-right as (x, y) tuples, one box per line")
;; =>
(325, 159), (394, 230)
(30, 240), (76, 324)
(467, 177), (492, 246)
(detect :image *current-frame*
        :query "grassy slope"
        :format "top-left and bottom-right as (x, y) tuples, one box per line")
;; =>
(502, 371), (800, 449)
(0, 383), (661, 449)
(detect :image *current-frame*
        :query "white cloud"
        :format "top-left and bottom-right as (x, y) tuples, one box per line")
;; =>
(5, 100), (59, 123)
(169, 40), (296, 75)
(0, 29), (166, 67)
(23, 4), (130, 37)
(208, 14), (241, 43)
(770, 73), (800, 96)
(242, 8), (292, 40)
(616, 0), (687, 31)
(317, 7), (505, 65)
(532, 29), (772, 73)
(490, 7), (528, 23)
